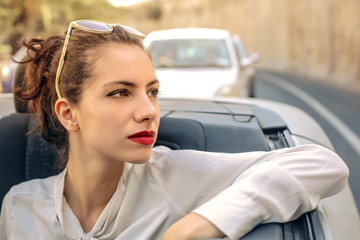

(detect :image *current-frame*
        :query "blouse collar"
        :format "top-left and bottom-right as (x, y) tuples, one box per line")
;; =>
(54, 165), (128, 239)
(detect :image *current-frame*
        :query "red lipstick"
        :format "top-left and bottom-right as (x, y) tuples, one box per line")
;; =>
(128, 130), (156, 145)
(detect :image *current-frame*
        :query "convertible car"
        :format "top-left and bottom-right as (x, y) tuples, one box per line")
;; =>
(0, 92), (359, 238)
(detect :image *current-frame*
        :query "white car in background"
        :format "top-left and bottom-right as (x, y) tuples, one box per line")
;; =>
(144, 28), (252, 98)
(232, 34), (259, 96)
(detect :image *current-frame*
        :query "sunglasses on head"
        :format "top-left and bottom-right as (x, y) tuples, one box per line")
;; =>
(55, 20), (146, 99)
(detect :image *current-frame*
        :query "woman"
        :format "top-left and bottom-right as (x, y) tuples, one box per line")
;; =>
(0, 20), (349, 240)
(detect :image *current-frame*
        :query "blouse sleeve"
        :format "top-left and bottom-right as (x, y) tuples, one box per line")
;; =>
(155, 144), (349, 240)
(0, 190), (12, 240)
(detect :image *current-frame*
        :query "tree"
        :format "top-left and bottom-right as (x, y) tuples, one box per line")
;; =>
(0, 0), (129, 54)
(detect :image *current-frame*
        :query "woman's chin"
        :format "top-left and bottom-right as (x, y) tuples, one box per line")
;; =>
(124, 151), (152, 165)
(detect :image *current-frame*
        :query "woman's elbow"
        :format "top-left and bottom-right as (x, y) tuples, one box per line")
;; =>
(310, 144), (349, 197)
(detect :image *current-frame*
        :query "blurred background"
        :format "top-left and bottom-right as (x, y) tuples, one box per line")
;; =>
(1, 0), (360, 209)
(1, 0), (360, 90)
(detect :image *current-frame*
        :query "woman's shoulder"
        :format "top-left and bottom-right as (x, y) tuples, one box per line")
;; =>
(149, 146), (219, 172)
(151, 145), (233, 164)
(151, 145), (208, 160)
(1, 174), (62, 239)
(8, 173), (60, 199)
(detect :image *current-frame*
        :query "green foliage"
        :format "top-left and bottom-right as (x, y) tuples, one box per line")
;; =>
(0, 0), (129, 54)
(146, 5), (162, 21)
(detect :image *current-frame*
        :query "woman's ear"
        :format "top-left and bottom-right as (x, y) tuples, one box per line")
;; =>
(55, 98), (79, 132)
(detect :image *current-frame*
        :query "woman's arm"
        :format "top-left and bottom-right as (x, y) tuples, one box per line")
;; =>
(162, 212), (224, 240)
(160, 144), (349, 240)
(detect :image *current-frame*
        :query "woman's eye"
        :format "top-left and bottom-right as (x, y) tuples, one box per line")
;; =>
(148, 88), (159, 97)
(107, 89), (130, 97)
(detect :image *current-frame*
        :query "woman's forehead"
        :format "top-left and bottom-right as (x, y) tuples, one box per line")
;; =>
(86, 44), (156, 87)
(92, 44), (148, 67)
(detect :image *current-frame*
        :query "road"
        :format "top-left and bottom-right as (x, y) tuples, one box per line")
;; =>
(253, 69), (360, 210)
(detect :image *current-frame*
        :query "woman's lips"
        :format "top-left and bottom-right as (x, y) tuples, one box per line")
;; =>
(128, 131), (156, 145)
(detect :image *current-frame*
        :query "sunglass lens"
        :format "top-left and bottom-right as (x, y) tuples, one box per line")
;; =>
(77, 21), (112, 31)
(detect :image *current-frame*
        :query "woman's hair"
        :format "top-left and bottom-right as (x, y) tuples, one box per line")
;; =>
(15, 24), (144, 168)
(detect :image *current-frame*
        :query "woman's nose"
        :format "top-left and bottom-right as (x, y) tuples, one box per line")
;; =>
(134, 94), (159, 123)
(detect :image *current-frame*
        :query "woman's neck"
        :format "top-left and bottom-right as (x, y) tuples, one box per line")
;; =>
(63, 154), (125, 233)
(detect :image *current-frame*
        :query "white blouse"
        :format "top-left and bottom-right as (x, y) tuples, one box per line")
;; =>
(0, 144), (349, 240)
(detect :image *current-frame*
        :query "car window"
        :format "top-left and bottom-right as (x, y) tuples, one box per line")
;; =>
(148, 39), (231, 68)
(234, 40), (249, 58)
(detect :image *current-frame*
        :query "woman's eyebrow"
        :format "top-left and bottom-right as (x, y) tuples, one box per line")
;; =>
(147, 79), (159, 87)
(103, 81), (135, 87)
(103, 79), (159, 88)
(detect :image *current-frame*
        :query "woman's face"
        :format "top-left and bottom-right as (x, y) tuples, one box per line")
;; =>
(72, 44), (160, 164)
